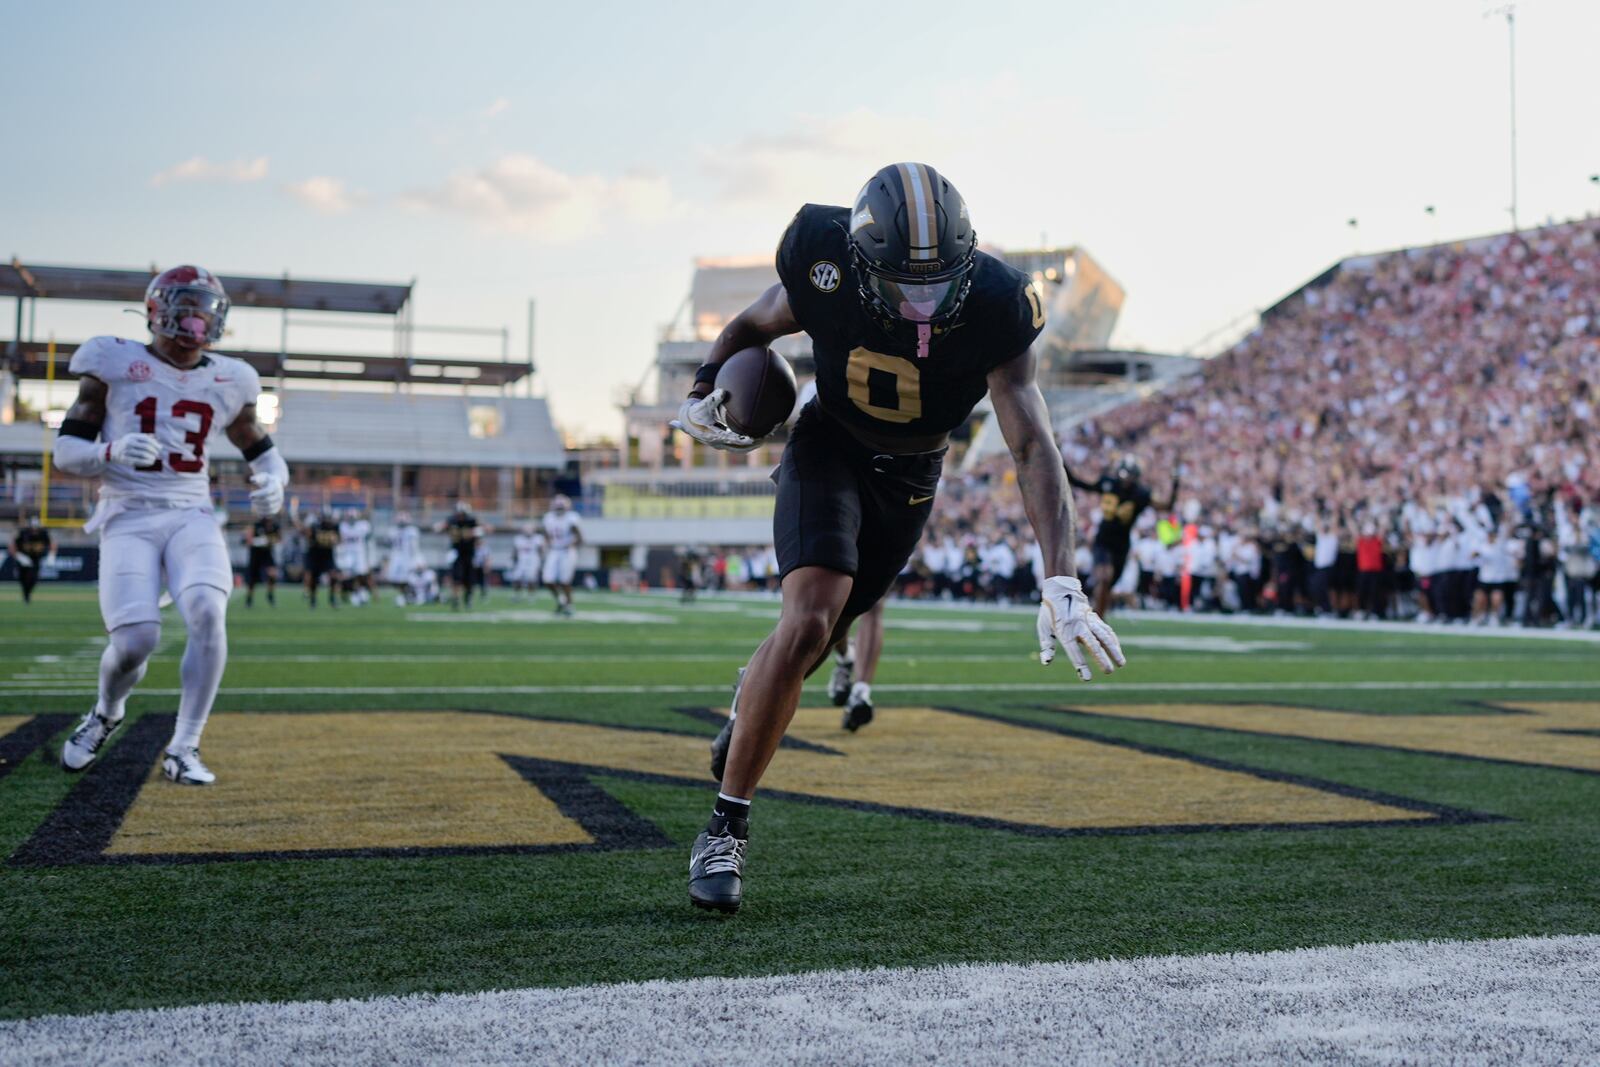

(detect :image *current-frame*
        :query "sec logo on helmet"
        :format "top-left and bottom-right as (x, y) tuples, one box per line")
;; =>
(809, 261), (840, 292)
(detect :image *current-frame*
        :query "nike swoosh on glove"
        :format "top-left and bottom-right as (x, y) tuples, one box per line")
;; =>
(1036, 575), (1126, 681)
(249, 473), (285, 516)
(669, 390), (758, 453)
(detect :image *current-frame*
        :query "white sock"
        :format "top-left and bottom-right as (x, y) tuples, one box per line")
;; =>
(169, 586), (228, 753)
(836, 642), (854, 665)
(97, 622), (160, 722)
(849, 681), (872, 705)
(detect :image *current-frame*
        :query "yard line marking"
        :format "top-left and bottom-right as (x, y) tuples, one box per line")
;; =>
(1, 680), (1598, 697)
(1, 935), (1594, 1067)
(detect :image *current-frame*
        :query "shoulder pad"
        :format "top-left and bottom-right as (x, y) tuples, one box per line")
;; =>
(776, 204), (849, 297)
(67, 336), (140, 379)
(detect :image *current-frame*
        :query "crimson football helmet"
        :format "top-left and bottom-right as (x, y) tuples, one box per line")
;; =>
(145, 265), (229, 346)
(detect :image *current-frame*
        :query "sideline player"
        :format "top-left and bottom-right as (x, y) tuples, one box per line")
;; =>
(438, 500), (481, 609)
(382, 512), (423, 590)
(1066, 456), (1179, 619)
(51, 266), (288, 785)
(10, 516), (51, 604)
(674, 164), (1124, 912)
(304, 510), (340, 608)
(338, 508), (373, 606)
(541, 494), (582, 616)
(511, 523), (545, 598)
(242, 512), (281, 608)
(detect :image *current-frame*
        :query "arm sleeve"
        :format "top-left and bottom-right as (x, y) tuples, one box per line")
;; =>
(53, 431), (108, 476)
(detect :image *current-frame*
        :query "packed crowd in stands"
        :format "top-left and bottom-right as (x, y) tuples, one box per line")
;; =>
(906, 220), (1600, 627)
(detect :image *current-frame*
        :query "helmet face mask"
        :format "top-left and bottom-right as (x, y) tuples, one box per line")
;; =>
(847, 163), (976, 355)
(146, 266), (229, 348)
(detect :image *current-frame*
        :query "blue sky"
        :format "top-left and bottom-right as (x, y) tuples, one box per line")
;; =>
(6, 0), (1598, 435)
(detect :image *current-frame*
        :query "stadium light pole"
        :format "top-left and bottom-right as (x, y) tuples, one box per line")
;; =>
(1485, 4), (1518, 231)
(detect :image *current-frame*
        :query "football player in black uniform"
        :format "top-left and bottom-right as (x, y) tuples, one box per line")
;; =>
(673, 163), (1124, 913)
(303, 511), (340, 609)
(11, 516), (51, 604)
(1066, 455), (1179, 619)
(243, 514), (281, 608)
(437, 500), (481, 610)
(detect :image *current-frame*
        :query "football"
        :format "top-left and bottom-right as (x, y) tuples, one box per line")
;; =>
(715, 346), (798, 439)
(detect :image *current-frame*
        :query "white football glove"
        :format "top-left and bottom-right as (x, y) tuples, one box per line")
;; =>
(14, 553), (34, 568)
(108, 432), (161, 468)
(1036, 575), (1126, 681)
(669, 389), (758, 453)
(249, 473), (285, 516)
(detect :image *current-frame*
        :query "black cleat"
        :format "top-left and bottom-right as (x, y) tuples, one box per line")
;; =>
(842, 682), (874, 732)
(689, 814), (748, 913)
(709, 666), (745, 781)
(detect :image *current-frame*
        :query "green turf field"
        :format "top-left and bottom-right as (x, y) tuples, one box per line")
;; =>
(2, 586), (1598, 1022)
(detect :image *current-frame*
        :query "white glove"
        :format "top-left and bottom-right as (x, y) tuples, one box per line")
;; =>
(14, 553), (34, 568)
(249, 473), (285, 516)
(1036, 575), (1126, 681)
(108, 433), (161, 468)
(669, 390), (758, 453)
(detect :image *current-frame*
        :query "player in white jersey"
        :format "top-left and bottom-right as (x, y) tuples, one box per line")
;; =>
(511, 524), (546, 598)
(541, 495), (582, 616)
(50, 266), (288, 786)
(382, 514), (423, 587)
(338, 510), (373, 605)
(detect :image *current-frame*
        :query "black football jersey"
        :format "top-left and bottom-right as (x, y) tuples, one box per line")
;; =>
(313, 519), (341, 552)
(447, 513), (479, 546)
(15, 525), (50, 558)
(776, 204), (1045, 441)
(250, 517), (281, 548)
(1089, 476), (1154, 549)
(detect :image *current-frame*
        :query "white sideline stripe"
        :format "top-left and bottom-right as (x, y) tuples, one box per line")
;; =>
(1, 679), (1597, 697)
(3, 935), (1595, 1067)
(620, 589), (1600, 643)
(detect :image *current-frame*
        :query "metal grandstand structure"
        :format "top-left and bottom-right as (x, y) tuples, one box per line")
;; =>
(1, 259), (533, 389)
(0, 259), (558, 529)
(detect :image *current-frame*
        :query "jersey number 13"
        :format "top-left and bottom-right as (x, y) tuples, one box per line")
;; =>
(132, 397), (215, 473)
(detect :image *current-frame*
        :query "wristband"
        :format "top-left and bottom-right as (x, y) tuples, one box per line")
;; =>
(693, 363), (721, 387)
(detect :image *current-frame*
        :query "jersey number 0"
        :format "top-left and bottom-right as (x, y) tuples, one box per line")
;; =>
(132, 397), (215, 473)
(846, 348), (923, 424)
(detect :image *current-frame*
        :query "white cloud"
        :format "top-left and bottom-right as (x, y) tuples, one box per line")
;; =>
(483, 97), (510, 119)
(150, 156), (269, 187)
(284, 176), (357, 215)
(400, 154), (678, 241)
(697, 108), (934, 207)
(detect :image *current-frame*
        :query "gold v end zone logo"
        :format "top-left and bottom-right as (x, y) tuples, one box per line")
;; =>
(7, 701), (1590, 867)
(809, 260), (840, 292)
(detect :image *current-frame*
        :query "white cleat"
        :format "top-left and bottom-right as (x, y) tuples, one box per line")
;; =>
(61, 708), (124, 772)
(162, 747), (216, 786)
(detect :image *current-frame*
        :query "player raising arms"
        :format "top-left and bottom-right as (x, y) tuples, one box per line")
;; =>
(51, 266), (288, 785)
(1066, 455), (1179, 620)
(674, 164), (1124, 913)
